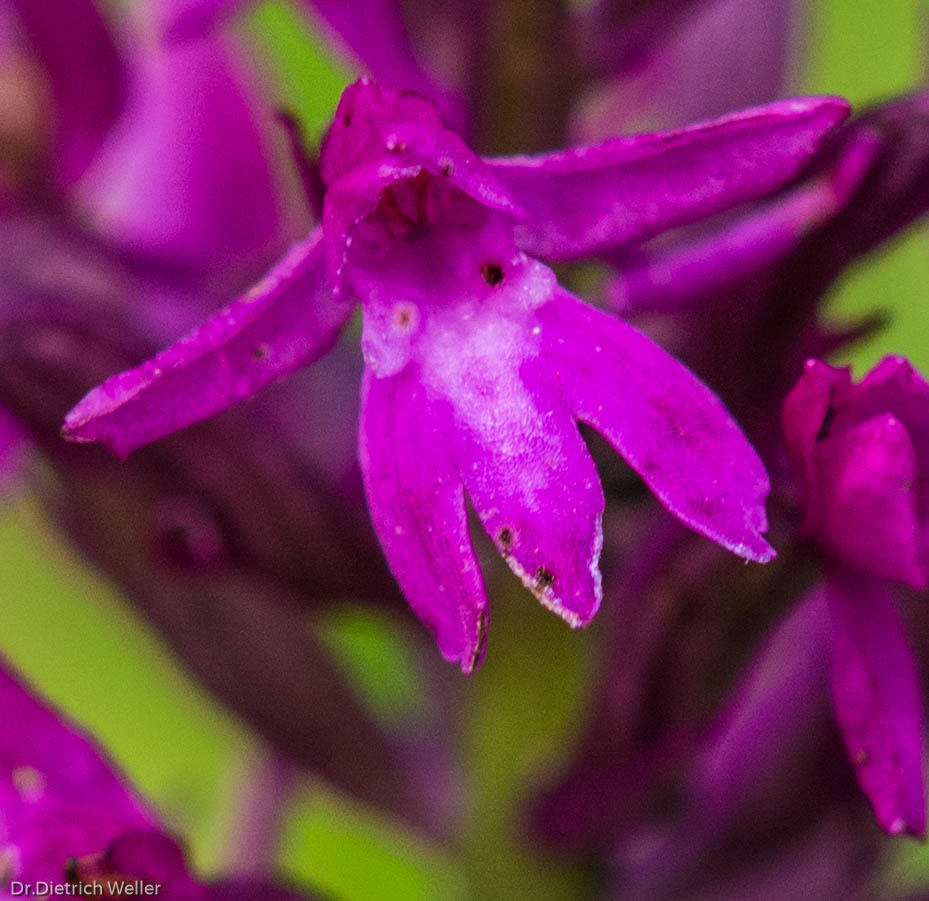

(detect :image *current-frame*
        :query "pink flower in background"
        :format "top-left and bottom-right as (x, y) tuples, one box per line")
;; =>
(781, 357), (929, 837)
(0, 656), (318, 899)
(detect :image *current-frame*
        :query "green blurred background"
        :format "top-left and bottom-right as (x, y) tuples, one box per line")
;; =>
(1, 1), (928, 898)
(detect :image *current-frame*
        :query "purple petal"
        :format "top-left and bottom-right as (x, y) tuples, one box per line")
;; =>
(10, 0), (125, 185)
(456, 391), (605, 631)
(63, 233), (352, 456)
(834, 357), (929, 465)
(692, 588), (829, 812)
(533, 289), (773, 561)
(92, 830), (203, 897)
(781, 358), (851, 495)
(451, 334), (606, 631)
(608, 131), (879, 313)
(815, 414), (924, 587)
(359, 367), (488, 673)
(489, 96), (849, 260)
(78, 27), (284, 270)
(573, 0), (703, 78)
(783, 357), (929, 587)
(350, 201), (605, 647)
(825, 569), (927, 837)
(0, 658), (154, 882)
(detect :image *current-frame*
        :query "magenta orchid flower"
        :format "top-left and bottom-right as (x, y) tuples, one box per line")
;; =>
(0, 657), (316, 899)
(64, 81), (849, 671)
(782, 356), (929, 837)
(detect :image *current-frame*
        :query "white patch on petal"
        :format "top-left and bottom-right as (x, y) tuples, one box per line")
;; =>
(11, 765), (45, 802)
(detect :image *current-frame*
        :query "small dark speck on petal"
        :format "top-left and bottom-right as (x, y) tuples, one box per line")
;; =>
(252, 344), (269, 361)
(481, 262), (504, 286)
(534, 566), (555, 590)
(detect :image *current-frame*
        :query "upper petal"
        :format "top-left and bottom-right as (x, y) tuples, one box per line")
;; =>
(607, 131), (879, 314)
(534, 289), (773, 561)
(834, 356), (929, 458)
(825, 569), (927, 838)
(489, 96), (850, 260)
(360, 366), (488, 673)
(63, 232), (352, 456)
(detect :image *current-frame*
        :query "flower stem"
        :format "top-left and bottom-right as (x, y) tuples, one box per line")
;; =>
(224, 747), (297, 876)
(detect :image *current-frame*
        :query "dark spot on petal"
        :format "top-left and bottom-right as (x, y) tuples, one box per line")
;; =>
(498, 527), (513, 549)
(480, 262), (504, 286)
(395, 307), (412, 327)
(534, 566), (555, 590)
(65, 858), (80, 883)
(816, 405), (835, 441)
(252, 344), (269, 361)
(440, 161), (454, 177)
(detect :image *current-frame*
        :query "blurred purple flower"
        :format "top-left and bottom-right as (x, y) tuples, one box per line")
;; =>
(572, 0), (798, 140)
(64, 81), (850, 669)
(603, 589), (883, 900)
(531, 111), (929, 845)
(784, 358), (929, 589)
(5, 0), (295, 276)
(163, 0), (469, 132)
(0, 210), (450, 835)
(783, 357), (929, 837)
(0, 657), (317, 900)
(5, 0), (126, 188)
(606, 88), (929, 443)
(0, 2), (453, 833)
